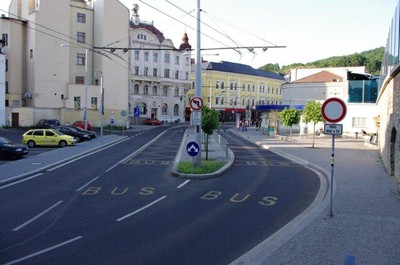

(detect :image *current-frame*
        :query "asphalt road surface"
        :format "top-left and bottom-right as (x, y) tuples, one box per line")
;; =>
(0, 126), (321, 265)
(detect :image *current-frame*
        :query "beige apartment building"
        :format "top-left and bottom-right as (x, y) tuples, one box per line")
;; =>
(1, 0), (129, 127)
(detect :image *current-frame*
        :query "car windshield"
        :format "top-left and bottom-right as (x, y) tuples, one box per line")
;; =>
(0, 137), (12, 144)
(52, 130), (63, 136)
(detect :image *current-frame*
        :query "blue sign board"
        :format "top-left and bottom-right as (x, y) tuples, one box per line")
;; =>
(134, 107), (140, 117)
(186, 141), (200, 157)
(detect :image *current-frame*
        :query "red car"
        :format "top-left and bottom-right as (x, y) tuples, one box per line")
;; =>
(144, 118), (163, 125)
(73, 120), (92, 130)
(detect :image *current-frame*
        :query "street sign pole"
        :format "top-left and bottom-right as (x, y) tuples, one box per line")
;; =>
(329, 134), (335, 217)
(321, 98), (347, 217)
(194, 0), (202, 167)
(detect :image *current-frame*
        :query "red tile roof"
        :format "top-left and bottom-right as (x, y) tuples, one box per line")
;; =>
(294, 70), (343, 83)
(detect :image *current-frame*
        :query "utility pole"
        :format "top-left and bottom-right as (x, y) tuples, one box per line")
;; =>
(194, 0), (202, 166)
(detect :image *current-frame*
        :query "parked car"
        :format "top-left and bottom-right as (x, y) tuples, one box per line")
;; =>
(22, 129), (76, 148)
(73, 120), (92, 131)
(145, 118), (163, 125)
(73, 126), (97, 139)
(36, 119), (60, 129)
(0, 136), (29, 159)
(54, 126), (91, 142)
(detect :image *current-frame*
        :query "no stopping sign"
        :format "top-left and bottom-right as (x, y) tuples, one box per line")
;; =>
(321, 98), (347, 123)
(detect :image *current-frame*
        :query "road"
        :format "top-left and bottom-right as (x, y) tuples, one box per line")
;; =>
(0, 125), (321, 265)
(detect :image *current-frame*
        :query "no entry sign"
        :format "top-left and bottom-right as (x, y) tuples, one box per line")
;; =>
(321, 98), (347, 123)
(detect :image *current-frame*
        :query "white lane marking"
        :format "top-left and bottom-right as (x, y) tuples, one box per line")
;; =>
(76, 176), (99, 192)
(0, 173), (44, 190)
(47, 138), (131, 172)
(105, 130), (167, 173)
(116, 196), (167, 222)
(3, 236), (82, 265)
(12, 201), (63, 231)
(177, 179), (190, 189)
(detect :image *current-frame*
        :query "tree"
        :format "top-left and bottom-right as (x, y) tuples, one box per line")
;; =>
(302, 101), (325, 148)
(279, 107), (301, 140)
(201, 106), (220, 160)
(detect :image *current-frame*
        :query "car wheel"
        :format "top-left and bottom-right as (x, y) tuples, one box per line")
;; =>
(59, 140), (67, 147)
(27, 140), (36, 148)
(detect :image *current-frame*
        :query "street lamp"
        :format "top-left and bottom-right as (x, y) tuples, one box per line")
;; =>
(60, 44), (89, 130)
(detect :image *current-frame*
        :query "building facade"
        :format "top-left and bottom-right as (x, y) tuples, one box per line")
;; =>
(282, 67), (379, 135)
(377, 0), (400, 182)
(186, 61), (285, 122)
(0, 0), (129, 127)
(128, 5), (191, 123)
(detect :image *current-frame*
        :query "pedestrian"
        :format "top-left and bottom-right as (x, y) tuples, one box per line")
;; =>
(244, 119), (248, 132)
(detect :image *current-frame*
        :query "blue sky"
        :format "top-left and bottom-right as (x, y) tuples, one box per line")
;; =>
(1, 0), (398, 68)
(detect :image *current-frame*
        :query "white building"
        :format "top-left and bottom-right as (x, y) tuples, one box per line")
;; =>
(127, 4), (191, 123)
(0, 0), (129, 127)
(282, 67), (379, 135)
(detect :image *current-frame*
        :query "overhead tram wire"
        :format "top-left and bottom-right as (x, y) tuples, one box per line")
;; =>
(138, 0), (239, 53)
(163, 0), (242, 56)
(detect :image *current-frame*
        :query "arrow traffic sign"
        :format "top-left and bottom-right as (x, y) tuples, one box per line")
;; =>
(190, 97), (204, 111)
(186, 141), (200, 157)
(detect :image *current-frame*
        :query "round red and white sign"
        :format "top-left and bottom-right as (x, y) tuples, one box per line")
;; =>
(321, 98), (347, 123)
(190, 97), (204, 110)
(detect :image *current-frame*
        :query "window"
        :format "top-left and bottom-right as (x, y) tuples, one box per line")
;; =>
(30, 49), (33, 58)
(91, 97), (97, 109)
(2, 33), (8, 46)
(174, 87), (179, 96)
(137, 34), (147, 40)
(216, 81), (219, 89)
(230, 82), (234, 90)
(185, 71), (189, 80)
(348, 80), (378, 103)
(144, 52), (149, 61)
(74, 96), (81, 109)
(247, 84), (250, 92)
(144, 85), (149, 95)
(135, 51), (139, 60)
(144, 67), (148, 76)
(352, 117), (366, 127)
(33, 130), (43, 136)
(185, 56), (189, 66)
(221, 81), (224, 90)
(175, 70), (179, 79)
(134, 84), (139, 94)
(77, 32), (85, 43)
(77, 53), (85, 65)
(134, 66), (139, 75)
(12, 100), (20, 107)
(77, 12), (86, 23)
(164, 69), (170, 78)
(164, 54), (170, 63)
(153, 53), (158, 62)
(75, 76), (84, 84)
(163, 86), (168, 96)
(153, 85), (158, 95)
(175, 55), (180, 65)
(174, 104), (179, 115)
(252, 85), (255, 92)
(153, 68), (158, 77)
(242, 84), (245, 91)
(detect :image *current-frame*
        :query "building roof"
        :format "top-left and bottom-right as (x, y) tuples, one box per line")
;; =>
(206, 61), (286, 81)
(293, 70), (343, 83)
(130, 21), (165, 43)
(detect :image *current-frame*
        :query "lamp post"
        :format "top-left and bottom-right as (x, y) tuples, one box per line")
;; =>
(84, 47), (88, 130)
(97, 69), (104, 137)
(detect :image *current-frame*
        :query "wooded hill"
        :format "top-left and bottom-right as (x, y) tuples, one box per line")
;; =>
(259, 47), (384, 75)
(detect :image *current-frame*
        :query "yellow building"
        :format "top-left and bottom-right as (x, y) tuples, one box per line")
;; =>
(186, 61), (286, 122)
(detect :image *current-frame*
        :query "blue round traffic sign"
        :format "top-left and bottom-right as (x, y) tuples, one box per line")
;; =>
(186, 141), (200, 157)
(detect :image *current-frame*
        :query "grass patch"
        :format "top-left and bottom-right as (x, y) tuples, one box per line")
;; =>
(177, 160), (226, 174)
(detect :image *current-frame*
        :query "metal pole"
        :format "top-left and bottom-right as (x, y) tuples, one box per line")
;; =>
(100, 71), (104, 138)
(194, 0), (202, 166)
(329, 134), (335, 217)
(84, 48), (88, 130)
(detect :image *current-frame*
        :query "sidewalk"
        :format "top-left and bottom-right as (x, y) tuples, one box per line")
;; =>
(230, 126), (400, 265)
